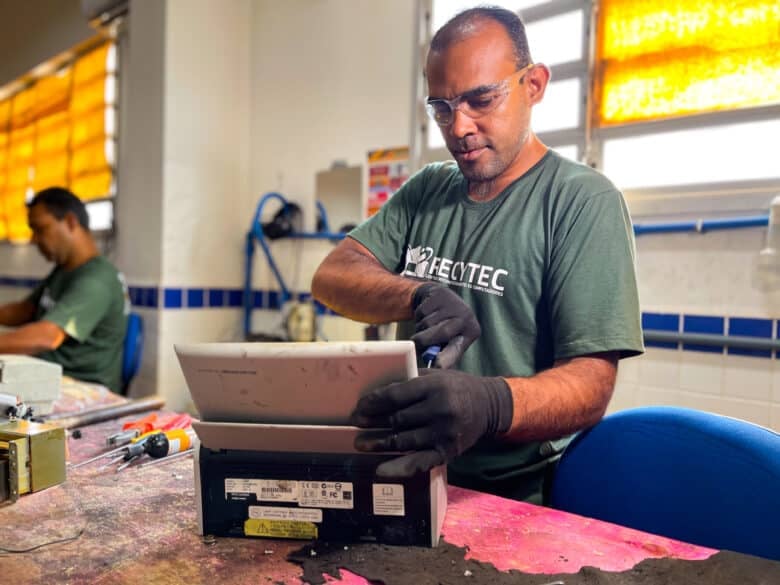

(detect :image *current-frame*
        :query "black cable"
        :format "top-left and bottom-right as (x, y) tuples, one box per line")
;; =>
(0, 527), (85, 554)
(0, 474), (88, 554)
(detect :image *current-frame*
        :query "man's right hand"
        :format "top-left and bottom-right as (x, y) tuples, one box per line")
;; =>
(410, 282), (480, 369)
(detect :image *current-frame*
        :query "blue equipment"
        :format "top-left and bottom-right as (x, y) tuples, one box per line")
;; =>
(244, 193), (346, 339)
(121, 312), (144, 394)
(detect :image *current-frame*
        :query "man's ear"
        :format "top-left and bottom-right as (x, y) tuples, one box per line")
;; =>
(63, 211), (80, 231)
(526, 64), (551, 106)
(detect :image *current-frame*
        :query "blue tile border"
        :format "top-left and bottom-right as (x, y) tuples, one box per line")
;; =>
(187, 288), (204, 308)
(251, 290), (264, 309)
(163, 288), (182, 309)
(268, 290), (280, 310)
(227, 289), (243, 307)
(729, 317), (772, 358)
(208, 289), (225, 308)
(683, 314), (725, 354)
(0, 275), (776, 356)
(641, 312), (679, 350)
(0, 276), (41, 288)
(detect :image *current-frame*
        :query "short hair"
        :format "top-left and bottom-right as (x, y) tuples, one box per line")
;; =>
(429, 6), (532, 69)
(28, 187), (90, 230)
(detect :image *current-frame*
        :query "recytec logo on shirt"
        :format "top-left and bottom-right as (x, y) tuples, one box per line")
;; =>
(401, 244), (508, 297)
(40, 289), (56, 311)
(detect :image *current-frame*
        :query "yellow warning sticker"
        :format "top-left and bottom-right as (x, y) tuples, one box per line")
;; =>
(244, 519), (318, 539)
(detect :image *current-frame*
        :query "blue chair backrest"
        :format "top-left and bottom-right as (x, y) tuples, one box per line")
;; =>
(550, 406), (780, 560)
(121, 312), (144, 394)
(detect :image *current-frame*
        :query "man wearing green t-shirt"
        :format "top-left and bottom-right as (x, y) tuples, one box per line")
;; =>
(0, 187), (128, 392)
(312, 7), (643, 503)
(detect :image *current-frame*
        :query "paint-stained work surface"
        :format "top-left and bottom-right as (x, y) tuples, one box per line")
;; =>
(0, 416), (752, 585)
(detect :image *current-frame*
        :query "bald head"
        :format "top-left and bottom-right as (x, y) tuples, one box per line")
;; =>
(428, 6), (532, 70)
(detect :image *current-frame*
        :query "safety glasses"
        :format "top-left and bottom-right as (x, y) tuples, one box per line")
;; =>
(425, 63), (535, 127)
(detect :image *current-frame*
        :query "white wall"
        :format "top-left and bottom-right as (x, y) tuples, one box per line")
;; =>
(249, 0), (414, 205)
(610, 226), (780, 432)
(154, 0), (253, 410)
(243, 0), (416, 345)
(150, 0), (415, 409)
(116, 0), (167, 398)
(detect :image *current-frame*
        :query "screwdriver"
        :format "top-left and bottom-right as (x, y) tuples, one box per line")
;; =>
(106, 428), (140, 447)
(422, 345), (441, 368)
(144, 428), (195, 458)
(107, 412), (192, 446)
(116, 429), (196, 472)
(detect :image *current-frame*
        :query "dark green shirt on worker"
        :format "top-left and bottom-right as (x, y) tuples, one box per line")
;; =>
(28, 256), (129, 392)
(349, 150), (644, 502)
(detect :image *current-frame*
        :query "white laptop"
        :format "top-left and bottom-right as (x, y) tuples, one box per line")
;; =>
(175, 340), (418, 425)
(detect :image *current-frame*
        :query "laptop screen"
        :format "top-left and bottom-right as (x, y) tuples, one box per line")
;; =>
(175, 341), (418, 425)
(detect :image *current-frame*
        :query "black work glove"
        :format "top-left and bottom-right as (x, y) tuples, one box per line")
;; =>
(351, 369), (513, 478)
(411, 282), (481, 369)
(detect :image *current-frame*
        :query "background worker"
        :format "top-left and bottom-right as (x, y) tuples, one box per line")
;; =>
(0, 187), (128, 392)
(312, 6), (644, 503)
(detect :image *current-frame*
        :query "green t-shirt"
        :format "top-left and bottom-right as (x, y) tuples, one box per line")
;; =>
(350, 151), (644, 501)
(28, 256), (129, 392)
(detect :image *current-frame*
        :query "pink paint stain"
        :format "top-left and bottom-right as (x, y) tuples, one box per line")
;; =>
(442, 486), (717, 574)
(323, 570), (368, 583)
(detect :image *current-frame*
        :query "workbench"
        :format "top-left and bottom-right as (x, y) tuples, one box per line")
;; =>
(2, 412), (779, 584)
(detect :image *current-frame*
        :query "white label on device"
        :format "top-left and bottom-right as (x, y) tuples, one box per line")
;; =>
(299, 481), (354, 509)
(372, 483), (405, 516)
(225, 478), (299, 502)
(249, 506), (323, 523)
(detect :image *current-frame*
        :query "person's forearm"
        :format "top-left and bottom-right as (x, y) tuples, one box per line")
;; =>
(312, 238), (419, 323)
(0, 321), (66, 355)
(501, 352), (619, 442)
(0, 301), (35, 327)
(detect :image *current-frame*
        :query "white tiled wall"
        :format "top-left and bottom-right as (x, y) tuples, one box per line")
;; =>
(610, 226), (780, 432)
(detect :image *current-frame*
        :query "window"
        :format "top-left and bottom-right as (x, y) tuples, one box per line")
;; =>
(0, 40), (117, 242)
(594, 0), (780, 210)
(602, 119), (780, 189)
(596, 0), (780, 125)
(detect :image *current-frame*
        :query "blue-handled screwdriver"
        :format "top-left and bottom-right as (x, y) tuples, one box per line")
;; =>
(421, 345), (441, 368)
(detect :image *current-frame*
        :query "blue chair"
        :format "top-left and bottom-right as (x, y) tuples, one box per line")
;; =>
(550, 406), (780, 560)
(121, 312), (144, 394)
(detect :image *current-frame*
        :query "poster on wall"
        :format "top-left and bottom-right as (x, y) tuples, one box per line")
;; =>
(366, 146), (409, 218)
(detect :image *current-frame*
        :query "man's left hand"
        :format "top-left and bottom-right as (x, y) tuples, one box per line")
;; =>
(351, 369), (513, 477)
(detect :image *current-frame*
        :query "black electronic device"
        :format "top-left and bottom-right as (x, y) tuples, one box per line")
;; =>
(177, 341), (448, 548)
(195, 432), (446, 546)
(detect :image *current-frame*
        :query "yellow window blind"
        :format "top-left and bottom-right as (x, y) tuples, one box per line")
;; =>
(10, 87), (36, 129)
(73, 43), (110, 86)
(69, 42), (113, 202)
(0, 40), (116, 241)
(32, 68), (71, 120)
(6, 95), (36, 242)
(596, 0), (780, 125)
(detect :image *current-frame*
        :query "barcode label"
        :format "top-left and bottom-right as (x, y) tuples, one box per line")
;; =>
(225, 479), (299, 502)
